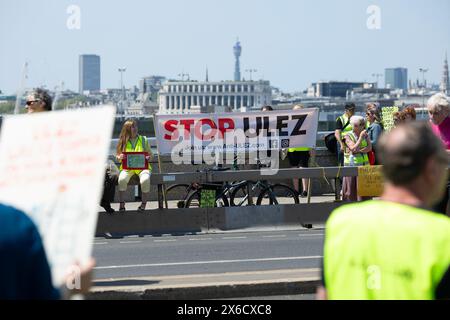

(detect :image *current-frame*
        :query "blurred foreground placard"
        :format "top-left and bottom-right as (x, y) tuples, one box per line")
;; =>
(0, 106), (115, 286)
(357, 165), (384, 197)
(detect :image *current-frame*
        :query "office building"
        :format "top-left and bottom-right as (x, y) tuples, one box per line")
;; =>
(385, 67), (407, 90)
(79, 54), (101, 93)
(308, 81), (370, 98)
(158, 80), (272, 114)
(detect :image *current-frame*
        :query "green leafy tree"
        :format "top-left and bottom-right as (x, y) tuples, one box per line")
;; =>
(0, 102), (15, 114)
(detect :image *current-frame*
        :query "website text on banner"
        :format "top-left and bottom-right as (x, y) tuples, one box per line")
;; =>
(0, 106), (115, 287)
(154, 109), (319, 157)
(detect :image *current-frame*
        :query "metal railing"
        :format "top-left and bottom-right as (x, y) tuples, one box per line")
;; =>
(150, 166), (358, 209)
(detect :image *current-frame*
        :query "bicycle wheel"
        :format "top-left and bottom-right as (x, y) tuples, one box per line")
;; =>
(185, 189), (229, 208)
(165, 184), (190, 208)
(256, 184), (299, 205)
(230, 182), (259, 206)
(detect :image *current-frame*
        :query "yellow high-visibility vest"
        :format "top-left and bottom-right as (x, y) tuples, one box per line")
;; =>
(324, 200), (450, 300)
(338, 114), (352, 138)
(288, 147), (310, 152)
(119, 135), (152, 174)
(343, 131), (369, 166)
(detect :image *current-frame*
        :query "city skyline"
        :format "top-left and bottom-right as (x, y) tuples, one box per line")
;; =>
(1, 0), (449, 94)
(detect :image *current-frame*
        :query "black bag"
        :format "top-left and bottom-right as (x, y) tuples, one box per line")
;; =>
(324, 118), (351, 154)
(324, 133), (337, 154)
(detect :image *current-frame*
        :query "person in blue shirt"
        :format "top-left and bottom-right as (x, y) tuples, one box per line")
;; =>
(0, 203), (94, 299)
(0, 203), (59, 299)
(365, 103), (383, 165)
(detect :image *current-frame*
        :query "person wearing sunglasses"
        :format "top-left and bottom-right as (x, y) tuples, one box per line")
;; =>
(25, 88), (118, 214)
(0, 88), (95, 299)
(25, 88), (52, 113)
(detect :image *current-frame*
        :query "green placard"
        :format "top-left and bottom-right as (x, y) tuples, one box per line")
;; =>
(127, 154), (146, 168)
(200, 189), (216, 208)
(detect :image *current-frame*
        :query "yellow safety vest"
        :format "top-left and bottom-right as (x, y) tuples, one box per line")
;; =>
(324, 200), (450, 300)
(338, 114), (353, 139)
(344, 131), (369, 166)
(120, 135), (152, 174)
(288, 147), (310, 152)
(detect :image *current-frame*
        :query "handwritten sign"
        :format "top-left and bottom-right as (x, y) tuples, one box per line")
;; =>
(357, 165), (384, 197)
(0, 106), (115, 287)
(381, 106), (399, 132)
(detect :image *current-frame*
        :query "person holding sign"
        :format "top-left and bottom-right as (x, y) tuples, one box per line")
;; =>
(116, 119), (153, 211)
(342, 115), (372, 201)
(0, 204), (95, 299)
(318, 122), (450, 300)
(25, 88), (117, 214)
(24, 88), (52, 113)
(0, 89), (96, 299)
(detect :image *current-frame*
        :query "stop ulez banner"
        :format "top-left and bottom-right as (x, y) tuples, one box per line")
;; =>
(154, 108), (319, 155)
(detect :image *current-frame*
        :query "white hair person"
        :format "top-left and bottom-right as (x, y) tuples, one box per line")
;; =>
(350, 115), (366, 128)
(427, 93), (450, 114)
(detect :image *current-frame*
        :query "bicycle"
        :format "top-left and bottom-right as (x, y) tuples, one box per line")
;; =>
(230, 180), (299, 206)
(230, 159), (299, 206)
(185, 166), (265, 208)
(165, 183), (194, 208)
(165, 166), (240, 208)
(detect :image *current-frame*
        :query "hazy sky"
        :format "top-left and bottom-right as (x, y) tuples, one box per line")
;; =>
(1, 0), (449, 94)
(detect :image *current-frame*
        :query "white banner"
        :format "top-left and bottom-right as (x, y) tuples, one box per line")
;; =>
(154, 108), (319, 155)
(0, 106), (115, 287)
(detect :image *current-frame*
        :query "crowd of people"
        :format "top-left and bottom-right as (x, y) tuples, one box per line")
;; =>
(319, 120), (450, 300)
(1, 87), (449, 300)
(332, 100), (449, 204)
(319, 94), (450, 299)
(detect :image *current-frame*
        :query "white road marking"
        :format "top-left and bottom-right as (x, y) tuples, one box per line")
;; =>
(94, 242), (108, 245)
(222, 236), (247, 240)
(119, 241), (142, 244)
(154, 239), (177, 243)
(298, 234), (324, 237)
(262, 235), (287, 238)
(95, 256), (323, 270)
(188, 238), (213, 241)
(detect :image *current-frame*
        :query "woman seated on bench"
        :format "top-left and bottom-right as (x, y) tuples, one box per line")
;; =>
(116, 119), (153, 211)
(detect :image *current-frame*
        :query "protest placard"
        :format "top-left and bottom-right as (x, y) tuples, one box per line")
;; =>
(357, 165), (384, 197)
(381, 106), (399, 132)
(0, 106), (115, 286)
